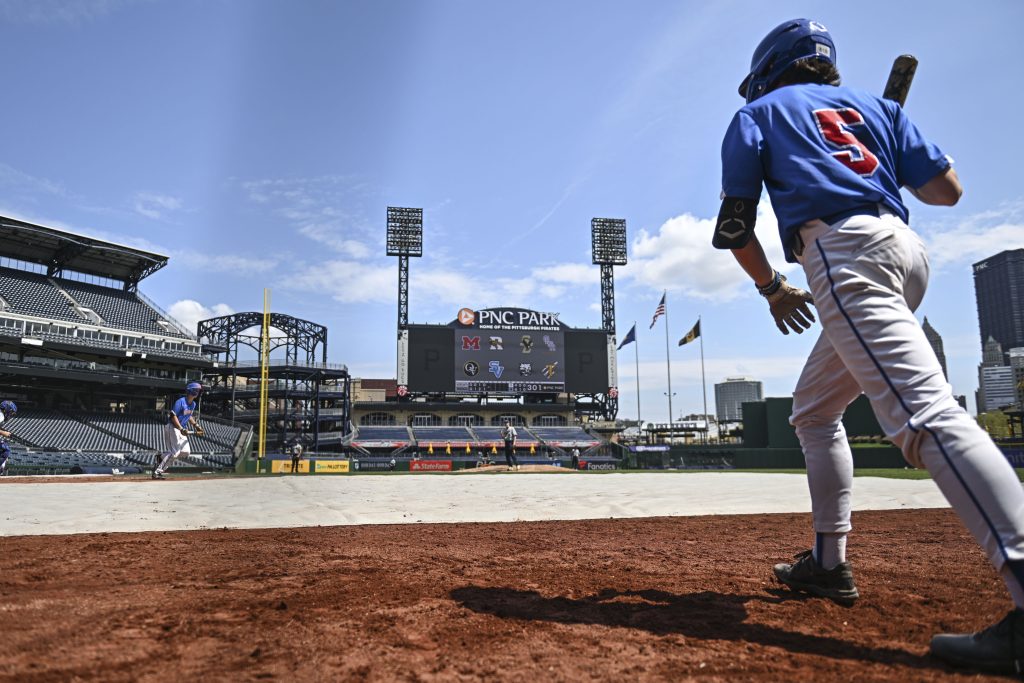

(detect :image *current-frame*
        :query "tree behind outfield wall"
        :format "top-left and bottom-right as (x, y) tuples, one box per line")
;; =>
(978, 410), (1011, 438)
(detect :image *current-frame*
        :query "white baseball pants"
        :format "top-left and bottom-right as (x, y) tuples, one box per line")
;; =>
(156, 423), (191, 473)
(790, 210), (1024, 575)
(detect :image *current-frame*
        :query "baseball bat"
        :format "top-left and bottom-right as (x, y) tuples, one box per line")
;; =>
(882, 54), (918, 107)
(191, 395), (204, 436)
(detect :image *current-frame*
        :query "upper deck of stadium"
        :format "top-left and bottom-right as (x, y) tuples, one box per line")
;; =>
(0, 216), (201, 358)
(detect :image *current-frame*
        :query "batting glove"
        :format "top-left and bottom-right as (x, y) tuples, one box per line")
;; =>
(758, 271), (815, 335)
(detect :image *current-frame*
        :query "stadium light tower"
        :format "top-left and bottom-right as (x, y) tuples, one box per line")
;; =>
(386, 207), (423, 329)
(591, 218), (627, 336)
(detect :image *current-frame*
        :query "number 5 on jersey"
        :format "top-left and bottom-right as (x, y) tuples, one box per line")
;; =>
(813, 108), (879, 176)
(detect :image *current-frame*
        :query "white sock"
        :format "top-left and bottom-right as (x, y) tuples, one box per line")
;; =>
(813, 532), (847, 570)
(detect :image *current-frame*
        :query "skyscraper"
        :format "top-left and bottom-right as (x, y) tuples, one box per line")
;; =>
(922, 316), (948, 380)
(973, 248), (1024, 362)
(715, 376), (763, 422)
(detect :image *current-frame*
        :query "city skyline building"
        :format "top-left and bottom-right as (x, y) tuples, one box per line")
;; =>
(922, 316), (948, 380)
(714, 376), (763, 422)
(973, 248), (1024, 363)
(979, 365), (1016, 412)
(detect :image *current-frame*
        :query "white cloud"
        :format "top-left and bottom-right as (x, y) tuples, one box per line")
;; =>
(618, 355), (808, 384)
(239, 175), (379, 258)
(172, 251), (279, 275)
(0, 162), (67, 198)
(530, 262), (595, 285)
(621, 201), (799, 301)
(919, 201), (1024, 269)
(0, 0), (134, 25)
(133, 191), (183, 220)
(168, 300), (234, 335)
(298, 223), (371, 258)
(284, 261), (586, 309)
(288, 260), (394, 304)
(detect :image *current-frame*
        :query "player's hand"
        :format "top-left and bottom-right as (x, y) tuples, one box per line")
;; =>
(180, 427), (189, 436)
(764, 275), (815, 335)
(194, 426), (205, 436)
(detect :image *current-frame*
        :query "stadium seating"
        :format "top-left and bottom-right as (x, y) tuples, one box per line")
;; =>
(82, 413), (242, 452)
(10, 410), (134, 451)
(352, 426), (412, 445)
(472, 426), (540, 445)
(4, 410), (243, 473)
(411, 426), (475, 445)
(530, 426), (601, 448)
(56, 278), (189, 338)
(0, 267), (84, 322)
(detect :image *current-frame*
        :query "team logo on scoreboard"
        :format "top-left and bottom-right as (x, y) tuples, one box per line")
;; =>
(519, 362), (532, 377)
(396, 385), (408, 397)
(542, 361), (559, 379)
(461, 336), (481, 350)
(489, 336), (504, 350)
(543, 334), (557, 351)
(463, 361), (480, 377)
(488, 360), (505, 379)
(457, 308), (476, 326)
(608, 387), (619, 398)
(520, 335), (533, 353)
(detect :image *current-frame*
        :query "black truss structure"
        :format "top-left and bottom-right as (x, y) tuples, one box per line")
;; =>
(196, 312), (327, 367)
(387, 207), (423, 329)
(196, 312), (349, 452)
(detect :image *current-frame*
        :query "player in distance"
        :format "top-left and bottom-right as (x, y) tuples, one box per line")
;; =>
(153, 382), (204, 480)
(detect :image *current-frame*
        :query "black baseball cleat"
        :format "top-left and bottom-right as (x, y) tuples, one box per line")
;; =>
(773, 549), (859, 605)
(930, 608), (1024, 674)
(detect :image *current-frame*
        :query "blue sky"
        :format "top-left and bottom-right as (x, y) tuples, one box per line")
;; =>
(0, 0), (1021, 421)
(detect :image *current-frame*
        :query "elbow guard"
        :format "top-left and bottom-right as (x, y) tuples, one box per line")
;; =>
(712, 197), (757, 249)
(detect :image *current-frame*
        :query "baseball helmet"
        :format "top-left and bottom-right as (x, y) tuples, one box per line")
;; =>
(0, 400), (17, 417)
(185, 382), (203, 396)
(739, 19), (836, 103)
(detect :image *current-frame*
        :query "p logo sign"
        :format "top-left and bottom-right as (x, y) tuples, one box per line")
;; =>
(457, 308), (476, 326)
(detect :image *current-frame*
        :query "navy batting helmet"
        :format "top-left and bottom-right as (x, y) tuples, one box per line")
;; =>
(0, 400), (17, 418)
(186, 382), (203, 396)
(739, 19), (836, 103)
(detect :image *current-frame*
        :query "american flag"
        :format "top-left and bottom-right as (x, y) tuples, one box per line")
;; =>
(649, 292), (666, 329)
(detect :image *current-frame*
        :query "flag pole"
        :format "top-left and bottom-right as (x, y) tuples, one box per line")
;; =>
(699, 316), (709, 444)
(664, 292), (674, 446)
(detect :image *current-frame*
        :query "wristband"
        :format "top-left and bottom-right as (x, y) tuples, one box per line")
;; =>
(757, 270), (783, 297)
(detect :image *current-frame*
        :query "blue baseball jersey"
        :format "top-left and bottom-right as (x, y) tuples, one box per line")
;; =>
(169, 397), (196, 428)
(721, 83), (950, 261)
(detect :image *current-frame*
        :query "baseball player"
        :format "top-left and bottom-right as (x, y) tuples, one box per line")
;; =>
(153, 382), (203, 480)
(502, 420), (519, 471)
(0, 400), (16, 476)
(717, 19), (1024, 673)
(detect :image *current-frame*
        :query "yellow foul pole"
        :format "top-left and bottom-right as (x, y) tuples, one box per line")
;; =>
(258, 288), (271, 463)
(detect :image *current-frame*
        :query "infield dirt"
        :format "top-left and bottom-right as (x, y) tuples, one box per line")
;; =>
(1, 509), (1010, 681)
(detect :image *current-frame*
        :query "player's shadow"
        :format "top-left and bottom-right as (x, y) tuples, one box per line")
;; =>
(450, 586), (933, 671)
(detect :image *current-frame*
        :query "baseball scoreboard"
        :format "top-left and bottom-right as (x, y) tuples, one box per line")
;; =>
(398, 307), (616, 396)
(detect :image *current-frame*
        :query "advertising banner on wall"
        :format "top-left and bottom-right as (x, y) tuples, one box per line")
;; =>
(271, 460), (309, 473)
(410, 460), (453, 472)
(313, 460), (350, 473)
